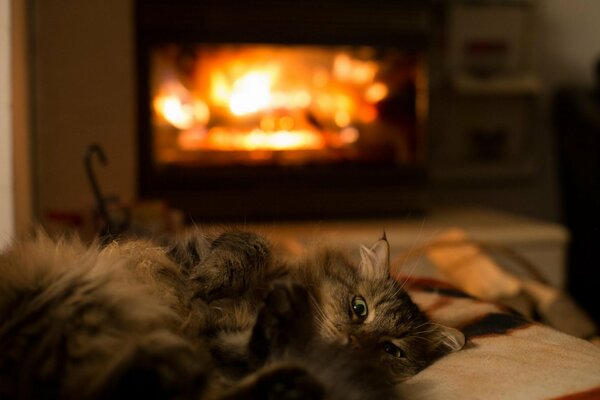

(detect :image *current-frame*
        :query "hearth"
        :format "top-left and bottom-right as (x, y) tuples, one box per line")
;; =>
(136, 0), (439, 221)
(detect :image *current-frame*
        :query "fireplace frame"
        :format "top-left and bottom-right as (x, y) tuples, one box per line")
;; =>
(135, 0), (440, 221)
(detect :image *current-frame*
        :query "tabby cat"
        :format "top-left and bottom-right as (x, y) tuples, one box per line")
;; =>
(171, 230), (464, 383)
(0, 228), (463, 399)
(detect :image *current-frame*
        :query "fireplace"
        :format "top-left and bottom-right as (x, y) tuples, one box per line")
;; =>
(136, 0), (439, 221)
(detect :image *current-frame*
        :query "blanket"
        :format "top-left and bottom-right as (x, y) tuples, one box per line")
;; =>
(402, 277), (600, 400)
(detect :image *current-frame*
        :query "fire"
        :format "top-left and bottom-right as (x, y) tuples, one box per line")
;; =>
(153, 81), (196, 130)
(216, 129), (324, 151)
(334, 54), (378, 84)
(365, 82), (389, 104)
(151, 45), (402, 159)
(229, 71), (275, 116)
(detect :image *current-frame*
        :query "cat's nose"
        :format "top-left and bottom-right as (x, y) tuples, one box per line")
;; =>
(349, 335), (361, 349)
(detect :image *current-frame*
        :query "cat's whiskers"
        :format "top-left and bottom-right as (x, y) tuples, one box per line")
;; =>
(310, 298), (332, 332)
(425, 321), (449, 329)
(412, 328), (441, 335)
(394, 218), (426, 289)
(387, 283), (407, 300)
(404, 334), (438, 346)
(397, 226), (444, 292)
(309, 294), (341, 340)
(412, 321), (435, 331)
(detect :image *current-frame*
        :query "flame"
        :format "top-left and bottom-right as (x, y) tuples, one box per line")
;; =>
(205, 128), (324, 151)
(193, 99), (210, 126)
(154, 80), (210, 130)
(334, 111), (350, 128)
(210, 72), (231, 106)
(365, 82), (389, 104)
(151, 46), (405, 159)
(340, 127), (360, 144)
(153, 81), (195, 130)
(334, 54), (378, 84)
(229, 71), (275, 116)
(178, 127), (207, 150)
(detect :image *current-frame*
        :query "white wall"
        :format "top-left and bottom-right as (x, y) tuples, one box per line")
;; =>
(537, 0), (600, 88)
(0, 0), (15, 246)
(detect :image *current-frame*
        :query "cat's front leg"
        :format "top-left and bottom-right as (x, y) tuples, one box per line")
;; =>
(190, 231), (272, 302)
(248, 282), (315, 363)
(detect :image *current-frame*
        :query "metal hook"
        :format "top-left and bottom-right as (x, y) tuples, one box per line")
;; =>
(84, 144), (114, 236)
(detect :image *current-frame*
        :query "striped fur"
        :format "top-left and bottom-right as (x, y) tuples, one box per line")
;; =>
(0, 232), (209, 399)
(291, 241), (464, 381)
(0, 229), (465, 399)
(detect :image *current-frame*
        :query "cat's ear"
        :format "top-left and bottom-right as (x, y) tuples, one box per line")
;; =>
(359, 234), (390, 280)
(432, 325), (465, 354)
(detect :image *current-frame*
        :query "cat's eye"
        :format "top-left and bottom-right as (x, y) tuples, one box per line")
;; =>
(351, 296), (368, 319)
(382, 341), (404, 359)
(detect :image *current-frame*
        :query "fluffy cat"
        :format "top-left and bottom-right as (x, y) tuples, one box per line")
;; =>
(169, 229), (464, 382)
(221, 282), (400, 400)
(0, 228), (463, 399)
(288, 235), (465, 380)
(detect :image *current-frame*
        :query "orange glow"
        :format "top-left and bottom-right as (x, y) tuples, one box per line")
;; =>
(278, 116), (295, 131)
(205, 128), (324, 151)
(333, 54), (353, 81)
(340, 127), (360, 144)
(334, 111), (351, 127)
(193, 100), (210, 125)
(229, 70), (275, 115)
(153, 81), (196, 130)
(178, 128), (206, 150)
(359, 105), (378, 123)
(365, 82), (389, 104)
(210, 72), (231, 106)
(260, 116), (276, 131)
(313, 68), (329, 87)
(334, 54), (378, 84)
(150, 45), (420, 164)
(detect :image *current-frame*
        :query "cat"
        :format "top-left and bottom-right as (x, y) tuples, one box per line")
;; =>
(286, 233), (465, 380)
(218, 282), (400, 400)
(169, 229), (465, 382)
(0, 228), (463, 399)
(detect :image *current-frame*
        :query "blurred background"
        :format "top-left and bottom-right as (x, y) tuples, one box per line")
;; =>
(1, 0), (599, 321)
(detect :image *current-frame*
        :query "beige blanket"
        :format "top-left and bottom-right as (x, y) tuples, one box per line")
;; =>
(400, 277), (600, 400)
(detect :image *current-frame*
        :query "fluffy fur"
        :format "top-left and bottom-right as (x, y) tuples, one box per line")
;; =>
(290, 237), (464, 380)
(0, 229), (464, 399)
(0, 233), (208, 399)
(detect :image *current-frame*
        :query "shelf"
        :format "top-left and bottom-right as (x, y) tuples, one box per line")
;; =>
(451, 73), (542, 96)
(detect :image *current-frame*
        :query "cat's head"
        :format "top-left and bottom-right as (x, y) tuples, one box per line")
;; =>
(304, 235), (465, 381)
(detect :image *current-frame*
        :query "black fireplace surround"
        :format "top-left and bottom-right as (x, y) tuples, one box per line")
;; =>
(135, 0), (440, 221)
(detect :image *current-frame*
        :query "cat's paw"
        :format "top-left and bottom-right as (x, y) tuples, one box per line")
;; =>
(249, 282), (314, 361)
(190, 231), (271, 302)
